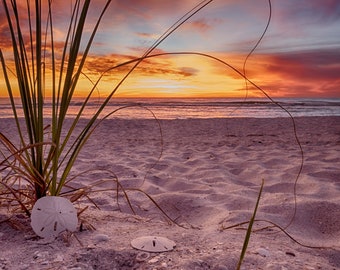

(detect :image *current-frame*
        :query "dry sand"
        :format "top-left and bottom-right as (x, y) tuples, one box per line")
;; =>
(0, 116), (340, 269)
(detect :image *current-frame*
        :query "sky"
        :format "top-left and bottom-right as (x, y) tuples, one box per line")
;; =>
(0, 0), (340, 98)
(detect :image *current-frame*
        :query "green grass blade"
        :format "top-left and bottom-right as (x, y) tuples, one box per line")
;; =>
(236, 179), (264, 270)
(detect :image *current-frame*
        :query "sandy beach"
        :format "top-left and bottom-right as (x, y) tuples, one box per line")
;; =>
(0, 116), (339, 269)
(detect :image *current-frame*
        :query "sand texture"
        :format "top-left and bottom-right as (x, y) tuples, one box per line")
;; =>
(0, 116), (340, 269)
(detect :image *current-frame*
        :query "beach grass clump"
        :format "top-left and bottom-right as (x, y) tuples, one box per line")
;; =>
(0, 0), (213, 219)
(0, 0), (112, 215)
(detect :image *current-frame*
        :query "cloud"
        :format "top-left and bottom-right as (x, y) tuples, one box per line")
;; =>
(281, 0), (340, 24)
(135, 32), (159, 39)
(185, 18), (212, 32)
(249, 48), (340, 97)
(82, 51), (199, 82)
(207, 47), (340, 97)
(178, 67), (199, 77)
(264, 48), (340, 81)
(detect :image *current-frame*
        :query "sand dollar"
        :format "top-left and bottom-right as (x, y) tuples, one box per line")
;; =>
(30, 196), (78, 239)
(131, 236), (176, 252)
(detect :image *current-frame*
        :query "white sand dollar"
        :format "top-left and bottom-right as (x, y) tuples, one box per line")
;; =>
(31, 196), (78, 239)
(131, 236), (176, 252)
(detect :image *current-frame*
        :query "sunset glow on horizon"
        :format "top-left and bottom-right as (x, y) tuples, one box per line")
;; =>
(1, 0), (339, 99)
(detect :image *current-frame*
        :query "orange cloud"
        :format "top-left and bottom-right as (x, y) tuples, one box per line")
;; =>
(248, 49), (340, 97)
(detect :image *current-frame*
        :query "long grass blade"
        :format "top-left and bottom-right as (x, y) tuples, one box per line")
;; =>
(236, 179), (264, 270)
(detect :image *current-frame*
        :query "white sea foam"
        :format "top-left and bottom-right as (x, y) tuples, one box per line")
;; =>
(1, 97), (339, 119)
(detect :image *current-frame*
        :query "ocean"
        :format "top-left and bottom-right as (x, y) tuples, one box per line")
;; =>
(1, 97), (340, 119)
